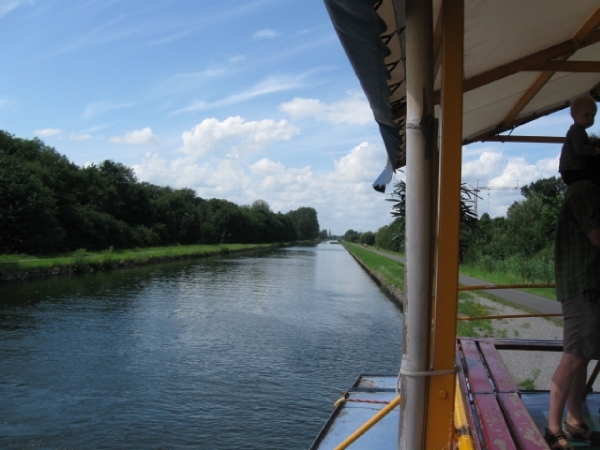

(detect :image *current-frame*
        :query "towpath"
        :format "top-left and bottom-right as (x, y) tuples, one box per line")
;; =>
(358, 245), (561, 316)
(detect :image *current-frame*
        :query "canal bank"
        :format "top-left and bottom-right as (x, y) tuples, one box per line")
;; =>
(0, 242), (305, 284)
(342, 244), (404, 311)
(342, 242), (570, 391)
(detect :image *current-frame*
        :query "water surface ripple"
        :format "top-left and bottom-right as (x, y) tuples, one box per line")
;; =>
(0, 244), (402, 449)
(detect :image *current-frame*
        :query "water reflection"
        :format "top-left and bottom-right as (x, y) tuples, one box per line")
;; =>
(0, 243), (402, 450)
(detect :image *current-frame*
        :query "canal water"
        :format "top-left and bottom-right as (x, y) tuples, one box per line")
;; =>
(0, 243), (402, 450)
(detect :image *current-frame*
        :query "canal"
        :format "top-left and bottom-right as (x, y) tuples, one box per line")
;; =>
(0, 243), (402, 449)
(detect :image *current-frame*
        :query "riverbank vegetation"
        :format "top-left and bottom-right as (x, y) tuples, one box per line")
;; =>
(343, 176), (564, 291)
(0, 243), (284, 281)
(342, 242), (404, 292)
(343, 242), (493, 337)
(1, 131), (320, 255)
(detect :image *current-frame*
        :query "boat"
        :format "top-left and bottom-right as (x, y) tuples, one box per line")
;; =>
(312, 1), (600, 448)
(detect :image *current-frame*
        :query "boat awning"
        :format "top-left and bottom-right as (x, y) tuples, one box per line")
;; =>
(323, 0), (600, 190)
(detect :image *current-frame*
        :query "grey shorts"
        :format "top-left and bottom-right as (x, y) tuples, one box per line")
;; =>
(563, 290), (600, 360)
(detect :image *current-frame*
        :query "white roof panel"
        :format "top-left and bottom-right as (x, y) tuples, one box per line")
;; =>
(325, 0), (600, 183)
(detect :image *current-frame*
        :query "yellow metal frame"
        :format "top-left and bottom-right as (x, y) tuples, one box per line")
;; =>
(454, 378), (475, 450)
(333, 396), (401, 450)
(425, 0), (464, 448)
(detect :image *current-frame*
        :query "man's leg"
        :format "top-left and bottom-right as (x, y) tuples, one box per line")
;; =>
(549, 352), (588, 434)
(565, 361), (588, 428)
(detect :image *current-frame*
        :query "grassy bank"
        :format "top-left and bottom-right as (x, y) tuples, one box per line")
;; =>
(0, 243), (281, 281)
(342, 243), (404, 292)
(342, 242), (493, 337)
(459, 263), (556, 300)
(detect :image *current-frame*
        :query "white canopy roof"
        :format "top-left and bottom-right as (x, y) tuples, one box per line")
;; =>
(324, 0), (600, 186)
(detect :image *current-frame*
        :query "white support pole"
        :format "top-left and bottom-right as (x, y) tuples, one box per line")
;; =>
(399, 0), (434, 449)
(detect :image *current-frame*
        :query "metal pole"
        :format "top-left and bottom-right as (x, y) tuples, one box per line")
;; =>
(399, 0), (434, 449)
(425, 0), (464, 448)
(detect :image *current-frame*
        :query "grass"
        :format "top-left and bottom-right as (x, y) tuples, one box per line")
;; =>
(347, 243), (556, 300)
(457, 291), (494, 338)
(342, 243), (404, 291)
(459, 263), (556, 301)
(343, 243), (562, 338)
(517, 367), (542, 390)
(343, 242), (498, 338)
(0, 243), (278, 275)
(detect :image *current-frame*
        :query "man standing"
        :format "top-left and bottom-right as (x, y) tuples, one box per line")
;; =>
(546, 180), (600, 450)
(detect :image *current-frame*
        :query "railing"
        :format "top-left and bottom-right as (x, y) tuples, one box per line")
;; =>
(456, 284), (600, 397)
(330, 281), (563, 449)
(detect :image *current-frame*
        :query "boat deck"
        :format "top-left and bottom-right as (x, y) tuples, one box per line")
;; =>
(310, 338), (600, 449)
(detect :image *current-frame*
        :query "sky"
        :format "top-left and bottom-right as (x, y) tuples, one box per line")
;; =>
(0, 0), (574, 236)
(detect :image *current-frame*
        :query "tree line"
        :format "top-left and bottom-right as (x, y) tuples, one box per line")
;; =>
(344, 176), (566, 283)
(0, 131), (320, 254)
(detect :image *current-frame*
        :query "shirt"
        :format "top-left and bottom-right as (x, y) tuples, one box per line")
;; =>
(559, 124), (597, 173)
(554, 180), (600, 301)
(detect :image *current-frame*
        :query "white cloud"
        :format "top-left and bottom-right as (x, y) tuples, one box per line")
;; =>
(34, 128), (61, 137)
(0, 0), (33, 18)
(228, 55), (245, 63)
(487, 156), (553, 188)
(250, 158), (313, 192)
(132, 137), (392, 235)
(70, 132), (92, 141)
(110, 127), (157, 145)
(462, 149), (562, 218)
(174, 73), (308, 114)
(82, 100), (135, 119)
(462, 151), (505, 181)
(331, 141), (383, 183)
(161, 68), (230, 93)
(181, 116), (299, 158)
(279, 91), (373, 124)
(252, 29), (280, 40)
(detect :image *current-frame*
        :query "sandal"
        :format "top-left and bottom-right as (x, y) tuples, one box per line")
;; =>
(544, 429), (574, 450)
(564, 421), (600, 446)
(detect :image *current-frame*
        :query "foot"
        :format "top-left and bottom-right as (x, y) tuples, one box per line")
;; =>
(563, 421), (600, 446)
(544, 429), (574, 450)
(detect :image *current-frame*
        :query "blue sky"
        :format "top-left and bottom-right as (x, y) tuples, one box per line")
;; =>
(0, 0), (572, 235)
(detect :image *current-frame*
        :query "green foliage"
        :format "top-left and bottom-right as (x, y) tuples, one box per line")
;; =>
(378, 175), (563, 287)
(359, 231), (376, 245)
(462, 176), (565, 267)
(386, 179), (477, 260)
(0, 131), (314, 254)
(342, 242), (404, 291)
(521, 176), (566, 200)
(343, 229), (360, 243)
(375, 219), (404, 252)
(101, 246), (115, 270)
(71, 248), (88, 273)
(517, 368), (541, 390)
(285, 207), (319, 240)
(0, 152), (64, 253)
(457, 294), (494, 337)
(462, 252), (554, 283)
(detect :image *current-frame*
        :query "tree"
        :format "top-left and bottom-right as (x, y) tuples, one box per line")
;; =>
(521, 176), (566, 200)
(0, 130), (321, 253)
(462, 177), (566, 262)
(0, 155), (64, 253)
(286, 207), (320, 240)
(375, 220), (404, 251)
(344, 229), (360, 242)
(389, 179), (478, 260)
(251, 199), (271, 213)
(359, 231), (376, 245)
